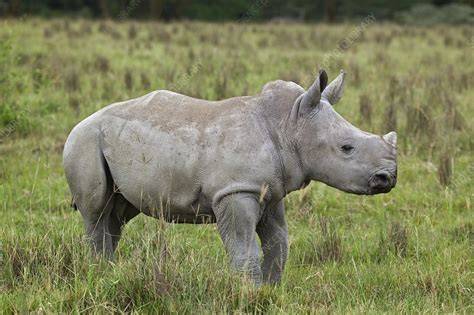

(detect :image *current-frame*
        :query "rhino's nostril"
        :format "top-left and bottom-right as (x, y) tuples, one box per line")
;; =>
(375, 172), (390, 184)
(370, 171), (393, 191)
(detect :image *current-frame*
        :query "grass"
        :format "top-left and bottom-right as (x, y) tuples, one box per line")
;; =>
(0, 18), (473, 313)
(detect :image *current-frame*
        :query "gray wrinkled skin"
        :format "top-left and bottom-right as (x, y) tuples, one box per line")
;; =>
(63, 69), (397, 285)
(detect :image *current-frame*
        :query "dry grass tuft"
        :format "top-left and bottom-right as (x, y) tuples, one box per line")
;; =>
(438, 149), (452, 187)
(68, 95), (80, 114)
(62, 20), (70, 31)
(316, 217), (342, 263)
(388, 222), (409, 257)
(153, 262), (171, 297)
(419, 274), (438, 295)
(406, 104), (431, 139)
(449, 222), (474, 244)
(8, 244), (25, 279)
(43, 27), (53, 38)
(95, 55), (110, 74)
(65, 70), (80, 93)
(141, 73), (151, 90)
(383, 77), (400, 133)
(124, 70), (133, 91)
(215, 75), (228, 100)
(128, 24), (138, 40)
(359, 93), (372, 126)
(80, 22), (93, 35)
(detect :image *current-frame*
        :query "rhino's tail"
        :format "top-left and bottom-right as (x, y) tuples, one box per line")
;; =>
(71, 197), (78, 210)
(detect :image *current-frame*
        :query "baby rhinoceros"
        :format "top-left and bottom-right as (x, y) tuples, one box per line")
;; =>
(63, 69), (397, 285)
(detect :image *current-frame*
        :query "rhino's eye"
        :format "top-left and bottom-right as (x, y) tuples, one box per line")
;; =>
(341, 144), (355, 154)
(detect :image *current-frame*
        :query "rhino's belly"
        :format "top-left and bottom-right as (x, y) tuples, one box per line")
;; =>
(112, 167), (216, 223)
(156, 203), (216, 224)
(132, 190), (216, 224)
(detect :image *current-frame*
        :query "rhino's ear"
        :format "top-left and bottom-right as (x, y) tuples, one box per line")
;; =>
(321, 70), (346, 105)
(300, 70), (328, 113)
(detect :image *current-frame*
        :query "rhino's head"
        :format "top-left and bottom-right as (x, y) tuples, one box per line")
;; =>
(290, 69), (397, 195)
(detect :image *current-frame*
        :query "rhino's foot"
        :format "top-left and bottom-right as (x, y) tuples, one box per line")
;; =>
(231, 257), (263, 286)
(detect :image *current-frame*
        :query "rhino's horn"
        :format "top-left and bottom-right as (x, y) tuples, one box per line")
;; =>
(383, 131), (397, 148)
(321, 70), (346, 105)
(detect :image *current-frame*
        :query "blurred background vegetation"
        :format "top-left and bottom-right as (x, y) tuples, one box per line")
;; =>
(1, 0), (473, 24)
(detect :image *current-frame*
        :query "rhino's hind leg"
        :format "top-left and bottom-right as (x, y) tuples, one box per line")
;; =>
(64, 132), (139, 258)
(82, 194), (139, 258)
(79, 183), (140, 259)
(83, 199), (115, 258)
(108, 194), (140, 252)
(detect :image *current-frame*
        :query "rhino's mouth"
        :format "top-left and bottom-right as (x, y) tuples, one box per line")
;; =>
(340, 184), (373, 196)
(368, 185), (393, 195)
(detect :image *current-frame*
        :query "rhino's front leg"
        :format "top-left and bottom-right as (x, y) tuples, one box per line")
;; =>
(256, 200), (288, 284)
(214, 193), (262, 285)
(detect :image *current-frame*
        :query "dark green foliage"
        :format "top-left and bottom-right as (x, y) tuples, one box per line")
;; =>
(397, 3), (474, 25)
(0, 0), (472, 23)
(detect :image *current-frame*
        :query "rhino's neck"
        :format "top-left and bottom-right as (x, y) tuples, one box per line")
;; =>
(255, 83), (308, 195)
(275, 128), (308, 195)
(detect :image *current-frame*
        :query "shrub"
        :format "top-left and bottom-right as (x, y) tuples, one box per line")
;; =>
(397, 4), (474, 25)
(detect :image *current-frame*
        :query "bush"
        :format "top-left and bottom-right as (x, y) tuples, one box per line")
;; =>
(397, 3), (474, 25)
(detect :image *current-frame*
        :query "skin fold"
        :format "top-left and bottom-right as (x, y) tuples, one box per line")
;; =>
(63, 69), (397, 285)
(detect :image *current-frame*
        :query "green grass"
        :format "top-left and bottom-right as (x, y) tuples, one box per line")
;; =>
(1, 18), (473, 313)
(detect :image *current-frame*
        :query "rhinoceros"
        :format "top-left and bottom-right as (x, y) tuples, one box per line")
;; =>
(63, 69), (397, 284)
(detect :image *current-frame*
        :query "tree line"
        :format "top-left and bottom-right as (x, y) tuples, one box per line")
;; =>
(1, 0), (472, 23)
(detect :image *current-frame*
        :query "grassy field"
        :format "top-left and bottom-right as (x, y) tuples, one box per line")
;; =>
(0, 18), (473, 313)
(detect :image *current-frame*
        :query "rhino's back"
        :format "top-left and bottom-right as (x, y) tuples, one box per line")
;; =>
(102, 90), (254, 130)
